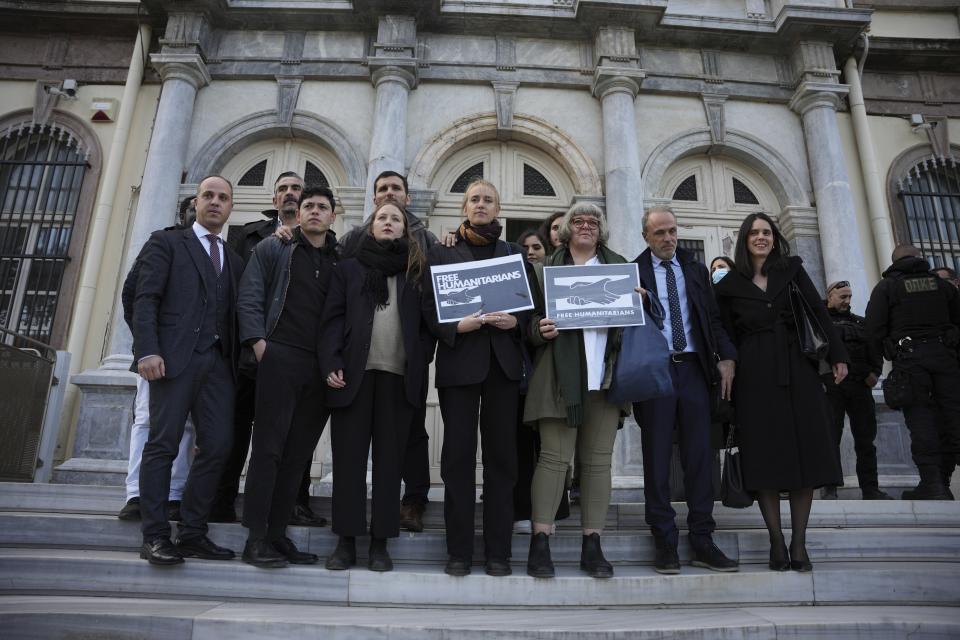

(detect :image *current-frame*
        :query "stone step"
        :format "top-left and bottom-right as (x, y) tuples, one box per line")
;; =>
(2, 512), (958, 565)
(2, 548), (957, 609)
(1, 596), (958, 640)
(3, 483), (959, 529)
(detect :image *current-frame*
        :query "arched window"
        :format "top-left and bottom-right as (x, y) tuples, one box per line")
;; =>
(237, 159), (267, 187)
(523, 164), (556, 197)
(0, 122), (91, 345)
(304, 161), (329, 188)
(673, 175), (698, 201)
(451, 162), (485, 193)
(896, 156), (960, 271)
(732, 177), (759, 205)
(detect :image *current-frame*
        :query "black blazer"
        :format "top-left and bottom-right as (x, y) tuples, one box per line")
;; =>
(228, 211), (279, 266)
(425, 239), (528, 388)
(132, 226), (243, 379)
(319, 258), (435, 408)
(634, 246), (737, 382)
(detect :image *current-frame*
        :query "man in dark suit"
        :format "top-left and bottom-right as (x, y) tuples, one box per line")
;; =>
(133, 175), (244, 565)
(633, 206), (739, 574)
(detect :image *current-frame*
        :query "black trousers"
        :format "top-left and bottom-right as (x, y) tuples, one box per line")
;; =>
(401, 372), (431, 506)
(330, 370), (412, 539)
(241, 342), (327, 540)
(141, 348), (234, 542)
(635, 358), (716, 550)
(438, 360), (518, 561)
(896, 342), (960, 469)
(824, 379), (880, 490)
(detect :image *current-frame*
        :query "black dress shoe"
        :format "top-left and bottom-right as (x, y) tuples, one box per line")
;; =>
(526, 532), (555, 579)
(242, 538), (288, 568)
(207, 504), (237, 523)
(273, 536), (318, 565)
(289, 503), (327, 527)
(861, 488), (894, 500)
(325, 536), (357, 571)
(166, 500), (182, 522)
(399, 502), (425, 533)
(485, 558), (512, 577)
(690, 540), (739, 572)
(444, 557), (471, 577)
(769, 541), (790, 571)
(820, 486), (838, 500)
(140, 537), (184, 566)
(654, 544), (680, 575)
(789, 543), (812, 572)
(580, 533), (613, 579)
(118, 497), (141, 521)
(368, 537), (393, 572)
(175, 535), (235, 560)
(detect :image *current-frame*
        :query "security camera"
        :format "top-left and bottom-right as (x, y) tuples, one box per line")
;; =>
(61, 79), (77, 97)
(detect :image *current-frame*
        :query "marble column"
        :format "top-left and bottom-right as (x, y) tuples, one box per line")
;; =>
(593, 70), (646, 263)
(789, 83), (869, 308)
(363, 65), (415, 219)
(57, 53), (210, 485)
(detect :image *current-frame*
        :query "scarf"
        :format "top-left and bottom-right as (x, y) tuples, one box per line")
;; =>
(356, 233), (408, 309)
(456, 219), (502, 246)
(548, 243), (627, 427)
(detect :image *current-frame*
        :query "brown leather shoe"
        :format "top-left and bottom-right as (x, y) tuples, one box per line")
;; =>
(399, 502), (425, 533)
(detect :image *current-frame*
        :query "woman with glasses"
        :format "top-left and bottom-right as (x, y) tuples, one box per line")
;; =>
(523, 202), (631, 579)
(713, 212), (848, 573)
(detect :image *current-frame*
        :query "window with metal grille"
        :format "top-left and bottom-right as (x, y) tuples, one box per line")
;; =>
(0, 123), (88, 345)
(237, 159), (267, 186)
(678, 239), (705, 265)
(523, 164), (556, 197)
(897, 156), (960, 272)
(732, 177), (760, 205)
(451, 162), (484, 193)
(673, 175), (698, 201)
(304, 161), (329, 188)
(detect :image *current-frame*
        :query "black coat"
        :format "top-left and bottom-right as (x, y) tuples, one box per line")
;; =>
(424, 239), (528, 387)
(228, 210), (280, 266)
(132, 227), (243, 379)
(713, 256), (846, 491)
(319, 258), (435, 408)
(633, 247), (737, 382)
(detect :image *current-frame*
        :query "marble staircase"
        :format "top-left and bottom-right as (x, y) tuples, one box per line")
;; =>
(0, 483), (958, 639)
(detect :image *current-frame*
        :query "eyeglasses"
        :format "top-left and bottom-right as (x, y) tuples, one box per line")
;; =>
(827, 280), (850, 293)
(571, 218), (600, 230)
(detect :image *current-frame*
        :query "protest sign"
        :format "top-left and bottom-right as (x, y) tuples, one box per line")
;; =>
(430, 253), (534, 323)
(543, 263), (645, 329)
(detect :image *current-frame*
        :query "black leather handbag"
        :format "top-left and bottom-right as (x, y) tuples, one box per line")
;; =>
(788, 281), (829, 367)
(720, 425), (753, 508)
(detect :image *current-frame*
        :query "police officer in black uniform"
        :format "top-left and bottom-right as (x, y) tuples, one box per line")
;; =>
(866, 245), (960, 500)
(820, 280), (892, 500)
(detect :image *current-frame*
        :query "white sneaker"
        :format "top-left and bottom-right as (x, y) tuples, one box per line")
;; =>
(513, 519), (532, 534)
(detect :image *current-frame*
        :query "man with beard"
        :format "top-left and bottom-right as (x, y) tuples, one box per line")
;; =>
(211, 172), (328, 527)
(820, 281), (892, 500)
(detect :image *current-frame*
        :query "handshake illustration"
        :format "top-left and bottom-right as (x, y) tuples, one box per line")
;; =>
(561, 277), (634, 306)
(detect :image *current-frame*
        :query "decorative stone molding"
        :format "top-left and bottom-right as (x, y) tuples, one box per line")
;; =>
(496, 36), (517, 71)
(160, 12), (209, 50)
(493, 81), (519, 136)
(594, 26), (639, 65)
(918, 74), (942, 106)
(788, 82), (848, 116)
(150, 52), (211, 90)
(701, 50), (722, 84)
(407, 189), (439, 218)
(368, 14), (418, 88)
(778, 205), (820, 239)
(276, 76), (302, 126)
(701, 93), (727, 145)
(408, 112), (602, 196)
(282, 31), (305, 65)
(369, 63), (417, 90)
(32, 81), (59, 127)
(791, 41), (841, 85)
(745, 0), (766, 19)
(642, 127), (809, 210)
(43, 38), (69, 70)
(591, 67), (644, 99)
(184, 110), (366, 187)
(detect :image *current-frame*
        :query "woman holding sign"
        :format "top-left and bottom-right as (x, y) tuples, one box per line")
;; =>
(425, 178), (529, 578)
(524, 202), (631, 579)
(319, 202), (433, 572)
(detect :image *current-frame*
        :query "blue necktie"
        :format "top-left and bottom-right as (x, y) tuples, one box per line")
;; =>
(662, 260), (687, 352)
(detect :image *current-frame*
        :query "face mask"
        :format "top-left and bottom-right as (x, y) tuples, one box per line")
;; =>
(712, 268), (729, 284)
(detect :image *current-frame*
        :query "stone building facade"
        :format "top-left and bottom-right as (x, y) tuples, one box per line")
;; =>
(1, 0), (958, 489)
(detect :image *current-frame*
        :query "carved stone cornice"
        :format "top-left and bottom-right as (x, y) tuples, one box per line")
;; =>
(591, 66), (645, 100)
(789, 82), (848, 116)
(369, 61), (417, 90)
(150, 52), (211, 89)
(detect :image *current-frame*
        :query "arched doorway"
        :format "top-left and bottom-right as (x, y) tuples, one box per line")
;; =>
(660, 155), (778, 263)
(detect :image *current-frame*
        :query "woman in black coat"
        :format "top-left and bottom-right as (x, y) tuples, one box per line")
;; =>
(319, 201), (433, 572)
(714, 212), (848, 573)
(425, 178), (526, 578)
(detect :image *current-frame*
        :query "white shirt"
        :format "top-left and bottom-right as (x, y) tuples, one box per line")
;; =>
(582, 255), (608, 391)
(192, 221), (226, 257)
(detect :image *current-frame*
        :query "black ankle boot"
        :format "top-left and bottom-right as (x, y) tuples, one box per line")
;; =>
(526, 532), (555, 578)
(579, 533), (613, 579)
(324, 536), (356, 570)
(368, 537), (393, 572)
